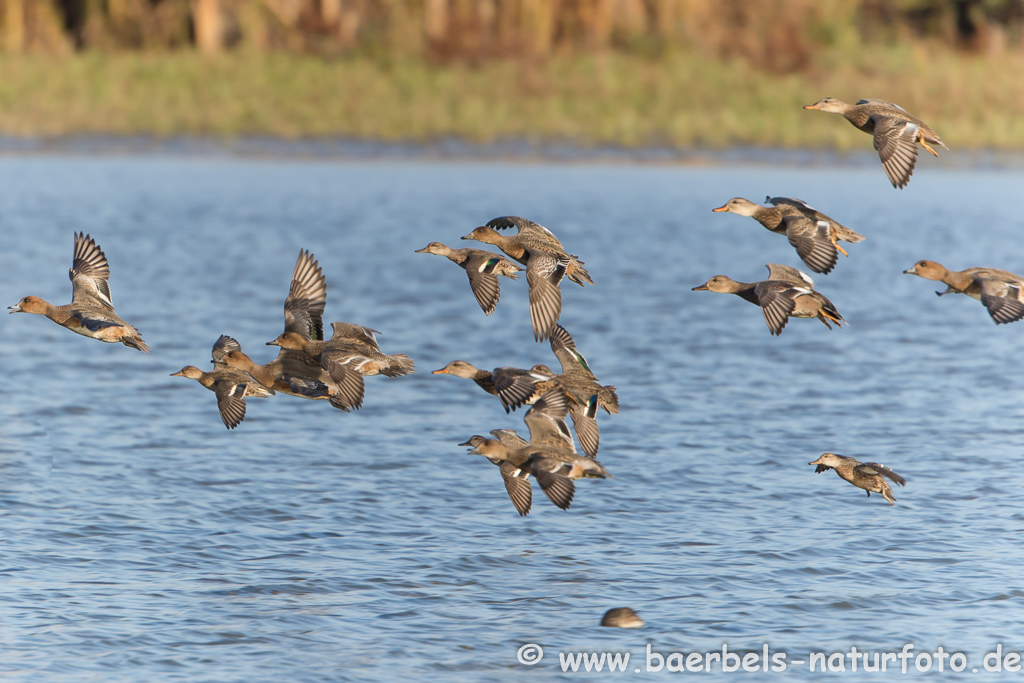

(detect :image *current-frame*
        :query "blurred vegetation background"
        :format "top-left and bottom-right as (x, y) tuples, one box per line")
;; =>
(1, 0), (1023, 148)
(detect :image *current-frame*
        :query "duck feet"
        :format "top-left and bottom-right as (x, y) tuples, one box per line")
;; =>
(829, 231), (850, 258)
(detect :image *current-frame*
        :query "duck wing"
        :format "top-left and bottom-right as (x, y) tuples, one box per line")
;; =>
(329, 321), (381, 349)
(493, 367), (546, 412)
(549, 324), (597, 378)
(323, 361), (366, 410)
(523, 389), (575, 449)
(490, 428), (529, 449)
(783, 216), (838, 274)
(872, 115), (920, 189)
(526, 254), (566, 342)
(765, 263), (815, 287)
(498, 461), (533, 516)
(69, 232), (114, 311)
(755, 281), (800, 336)
(568, 396), (601, 458)
(857, 462), (906, 486)
(767, 196), (819, 214)
(529, 456), (576, 510)
(212, 379), (249, 429)
(211, 334), (242, 364)
(283, 250), (327, 340)
(976, 277), (1024, 325)
(463, 254), (504, 315)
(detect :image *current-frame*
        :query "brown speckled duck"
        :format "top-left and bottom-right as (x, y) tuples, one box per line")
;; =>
(220, 250), (363, 411)
(712, 196), (865, 274)
(171, 335), (274, 429)
(270, 322), (414, 382)
(692, 264), (845, 336)
(494, 325), (619, 458)
(462, 216), (592, 341)
(461, 389), (610, 514)
(601, 607), (645, 629)
(904, 260), (1024, 324)
(803, 97), (947, 189)
(431, 360), (538, 412)
(809, 453), (906, 505)
(415, 242), (522, 315)
(9, 232), (149, 352)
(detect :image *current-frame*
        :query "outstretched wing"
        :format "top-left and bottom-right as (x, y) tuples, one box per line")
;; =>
(465, 264), (502, 315)
(858, 462), (906, 486)
(526, 254), (566, 342)
(330, 322), (382, 348)
(213, 381), (249, 429)
(569, 397), (601, 458)
(872, 116), (919, 189)
(529, 456), (575, 510)
(549, 324), (595, 376)
(784, 216), (838, 275)
(755, 282), (800, 336)
(283, 250), (327, 340)
(498, 461), (532, 517)
(211, 335), (242, 364)
(977, 277), (1024, 325)
(69, 232), (114, 310)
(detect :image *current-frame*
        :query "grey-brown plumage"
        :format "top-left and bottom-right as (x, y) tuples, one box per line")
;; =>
(600, 607), (645, 629)
(431, 360), (538, 412)
(267, 322), (415, 408)
(804, 97), (948, 189)
(461, 389), (610, 514)
(809, 452), (906, 505)
(489, 326), (618, 458)
(462, 216), (592, 341)
(712, 196), (864, 274)
(220, 348), (357, 412)
(230, 249), (363, 411)
(692, 264), (845, 336)
(8, 232), (149, 351)
(283, 249), (328, 342)
(171, 335), (274, 429)
(415, 242), (522, 315)
(904, 260), (1024, 324)
(459, 435), (533, 516)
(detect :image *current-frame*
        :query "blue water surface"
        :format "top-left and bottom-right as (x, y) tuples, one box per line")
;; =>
(1, 155), (1023, 681)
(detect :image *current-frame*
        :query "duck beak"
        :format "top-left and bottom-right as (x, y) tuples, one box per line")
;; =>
(457, 439), (474, 447)
(414, 246), (430, 253)
(692, 284), (710, 291)
(170, 370), (183, 377)
(803, 103), (820, 110)
(460, 233), (474, 241)
(8, 304), (21, 313)
(432, 368), (449, 375)
(711, 204), (729, 212)
(266, 340), (280, 346)
(902, 266), (917, 274)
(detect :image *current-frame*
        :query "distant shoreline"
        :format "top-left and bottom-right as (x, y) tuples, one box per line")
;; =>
(1, 51), (1021, 154)
(0, 134), (1022, 170)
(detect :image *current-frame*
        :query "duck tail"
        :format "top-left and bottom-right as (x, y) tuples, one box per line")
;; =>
(600, 385), (620, 414)
(567, 257), (593, 287)
(382, 354), (416, 377)
(818, 300), (845, 330)
(123, 334), (150, 353)
(837, 226), (866, 244)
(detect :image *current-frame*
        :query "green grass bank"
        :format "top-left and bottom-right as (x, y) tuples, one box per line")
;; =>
(2, 46), (1023, 150)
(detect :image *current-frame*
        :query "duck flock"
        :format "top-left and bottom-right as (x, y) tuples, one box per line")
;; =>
(9, 97), (1023, 516)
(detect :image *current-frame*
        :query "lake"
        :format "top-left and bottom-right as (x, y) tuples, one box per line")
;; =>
(2, 154), (1023, 681)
